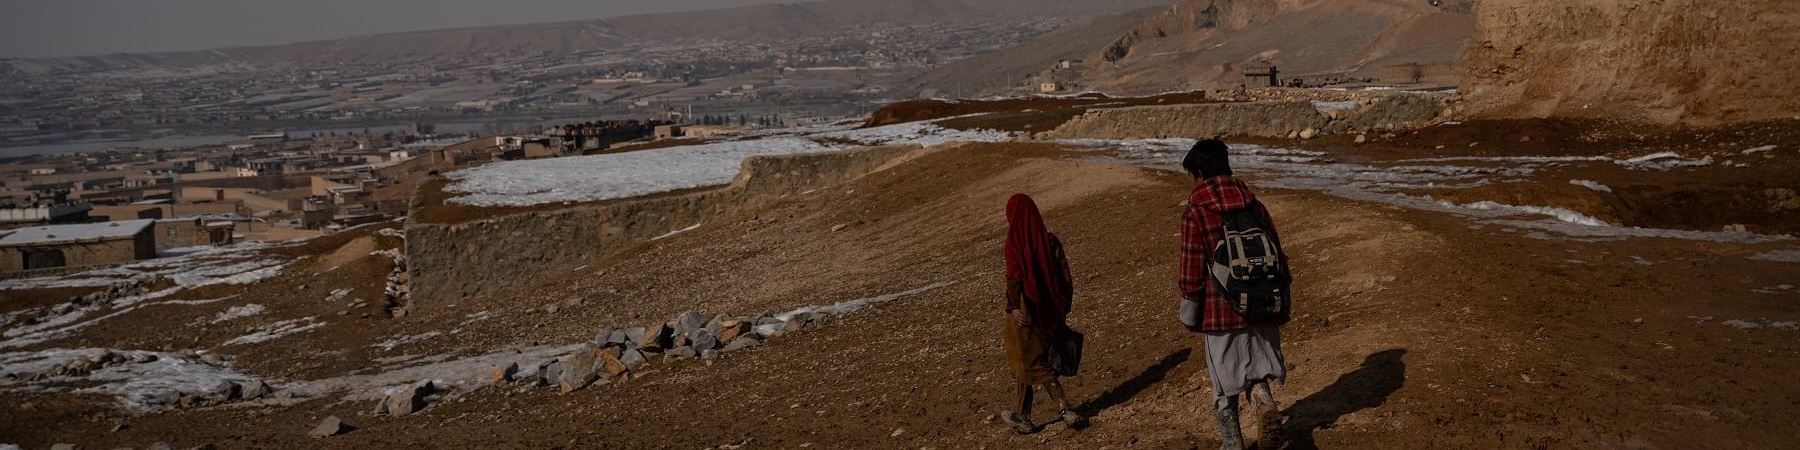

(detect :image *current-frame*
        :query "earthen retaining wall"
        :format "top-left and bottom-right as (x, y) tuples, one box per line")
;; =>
(1039, 94), (1446, 140)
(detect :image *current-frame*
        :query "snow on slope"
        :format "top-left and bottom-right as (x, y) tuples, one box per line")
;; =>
(445, 138), (833, 207)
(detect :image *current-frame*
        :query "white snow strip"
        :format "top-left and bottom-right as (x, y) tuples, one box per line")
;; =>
(773, 281), (957, 323)
(222, 317), (325, 346)
(1456, 201), (1611, 227)
(445, 137), (834, 207)
(0, 349), (258, 410)
(1722, 319), (1762, 330)
(1312, 101), (1360, 114)
(210, 304), (265, 324)
(1750, 250), (1800, 263)
(1617, 152), (1712, 171)
(1570, 179), (1613, 193)
(371, 331), (444, 351)
(1742, 145), (1777, 155)
(651, 222), (703, 241)
(814, 119), (1010, 148)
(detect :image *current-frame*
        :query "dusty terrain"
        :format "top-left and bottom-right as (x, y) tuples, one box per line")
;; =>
(1082, 0), (1476, 92)
(1461, 0), (1800, 125)
(3, 113), (1797, 449)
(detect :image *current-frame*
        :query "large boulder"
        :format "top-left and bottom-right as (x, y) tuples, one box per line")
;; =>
(241, 379), (272, 400)
(598, 347), (628, 378)
(638, 324), (672, 352)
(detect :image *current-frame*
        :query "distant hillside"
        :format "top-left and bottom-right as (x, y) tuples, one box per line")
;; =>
(894, 6), (1166, 98)
(7, 0), (1174, 73)
(1075, 0), (1477, 93)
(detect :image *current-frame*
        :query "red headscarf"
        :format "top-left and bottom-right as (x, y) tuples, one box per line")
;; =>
(1004, 194), (1072, 332)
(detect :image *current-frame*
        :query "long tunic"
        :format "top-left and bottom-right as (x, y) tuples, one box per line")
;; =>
(1003, 237), (1071, 385)
(1204, 324), (1286, 397)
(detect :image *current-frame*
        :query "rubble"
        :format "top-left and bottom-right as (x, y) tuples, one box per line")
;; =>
(381, 381), (436, 416)
(559, 346), (600, 393)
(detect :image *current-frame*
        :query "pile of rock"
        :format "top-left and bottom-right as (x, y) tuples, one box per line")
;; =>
(376, 248), (411, 317)
(3, 350), (279, 409)
(17, 276), (171, 328)
(488, 309), (821, 395)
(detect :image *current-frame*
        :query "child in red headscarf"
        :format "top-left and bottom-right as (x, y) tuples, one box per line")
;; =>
(1000, 194), (1080, 434)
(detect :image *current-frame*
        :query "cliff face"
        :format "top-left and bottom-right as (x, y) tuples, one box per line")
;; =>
(1460, 0), (1800, 125)
(1085, 0), (1475, 93)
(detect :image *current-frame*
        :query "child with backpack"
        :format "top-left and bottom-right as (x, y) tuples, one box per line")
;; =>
(1177, 140), (1292, 450)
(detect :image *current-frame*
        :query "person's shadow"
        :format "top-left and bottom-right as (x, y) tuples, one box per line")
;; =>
(1275, 349), (1408, 450)
(1073, 348), (1192, 423)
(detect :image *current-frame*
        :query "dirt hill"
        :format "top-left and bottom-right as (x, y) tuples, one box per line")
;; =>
(1459, 0), (1800, 125)
(892, 7), (1166, 98)
(9, 0), (1175, 71)
(1076, 0), (1476, 93)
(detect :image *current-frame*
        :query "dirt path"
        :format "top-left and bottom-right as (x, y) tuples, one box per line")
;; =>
(3, 143), (1796, 449)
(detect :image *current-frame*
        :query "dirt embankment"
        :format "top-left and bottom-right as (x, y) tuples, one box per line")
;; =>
(864, 92), (1214, 128)
(1041, 93), (1446, 139)
(404, 145), (925, 304)
(1461, 0), (1800, 125)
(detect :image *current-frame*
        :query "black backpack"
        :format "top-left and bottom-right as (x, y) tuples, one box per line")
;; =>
(1208, 201), (1291, 322)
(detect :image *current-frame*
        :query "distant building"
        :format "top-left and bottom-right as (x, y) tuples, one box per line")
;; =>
(0, 219), (157, 273)
(654, 125), (684, 140)
(1039, 82), (1062, 93)
(152, 218), (235, 251)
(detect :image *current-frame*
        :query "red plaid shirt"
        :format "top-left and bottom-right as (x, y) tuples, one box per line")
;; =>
(1179, 175), (1281, 332)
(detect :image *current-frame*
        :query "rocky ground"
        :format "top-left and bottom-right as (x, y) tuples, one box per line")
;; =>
(2, 112), (1797, 449)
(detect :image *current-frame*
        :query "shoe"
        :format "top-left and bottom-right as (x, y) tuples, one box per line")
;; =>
(1216, 405), (1245, 450)
(1060, 409), (1085, 428)
(1001, 410), (1037, 435)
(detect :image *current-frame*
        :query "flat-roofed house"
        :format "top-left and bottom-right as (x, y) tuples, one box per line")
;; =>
(0, 219), (157, 273)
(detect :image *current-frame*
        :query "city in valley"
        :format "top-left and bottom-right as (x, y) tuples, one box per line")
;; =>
(0, 1), (1795, 449)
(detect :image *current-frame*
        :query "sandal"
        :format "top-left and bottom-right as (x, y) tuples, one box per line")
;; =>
(1001, 410), (1038, 434)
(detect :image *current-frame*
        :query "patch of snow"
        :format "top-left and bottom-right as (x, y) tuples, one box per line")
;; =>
(651, 222), (702, 241)
(1750, 250), (1800, 263)
(814, 119), (1010, 148)
(446, 137), (834, 207)
(0, 349), (257, 410)
(1312, 101), (1360, 114)
(210, 304), (265, 324)
(1742, 145), (1777, 155)
(223, 317), (325, 346)
(772, 281), (957, 323)
(1722, 319), (1762, 330)
(1457, 201), (1611, 227)
(1570, 179), (1613, 193)
(325, 288), (352, 302)
(371, 331), (444, 351)
(1617, 152), (1713, 171)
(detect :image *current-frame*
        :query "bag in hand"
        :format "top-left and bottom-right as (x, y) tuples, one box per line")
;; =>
(1047, 327), (1085, 377)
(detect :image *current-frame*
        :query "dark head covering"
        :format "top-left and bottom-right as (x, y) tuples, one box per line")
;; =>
(1004, 194), (1072, 331)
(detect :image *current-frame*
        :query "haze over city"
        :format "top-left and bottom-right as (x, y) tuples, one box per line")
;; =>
(0, 0), (808, 57)
(1, 0), (1796, 449)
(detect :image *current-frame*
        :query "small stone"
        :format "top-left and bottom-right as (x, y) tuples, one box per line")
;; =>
(637, 324), (671, 352)
(718, 321), (750, 342)
(619, 349), (647, 370)
(674, 311), (708, 335)
(1520, 135), (1532, 142)
(892, 428), (905, 437)
(1299, 128), (1317, 139)
(560, 354), (599, 393)
(110, 422), (127, 432)
(722, 336), (762, 352)
(1354, 134), (1368, 144)
(1286, 131), (1299, 139)
(831, 224), (848, 232)
(689, 329), (719, 351)
(384, 381), (435, 416)
(241, 379), (272, 399)
(212, 381), (242, 400)
(598, 348), (628, 378)
(544, 305), (560, 315)
(700, 349), (720, 361)
(131, 353), (158, 364)
(308, 416), (354, 438)
(491, 362), (519, 383)
(664, 346), (697, 360)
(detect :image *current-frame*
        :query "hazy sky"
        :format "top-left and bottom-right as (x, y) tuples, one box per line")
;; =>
(0, 0), (804, 58)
